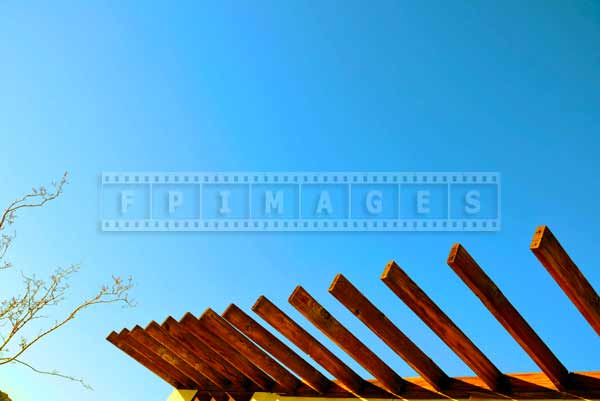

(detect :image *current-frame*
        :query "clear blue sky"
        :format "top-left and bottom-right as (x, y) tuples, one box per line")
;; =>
(1, 1), (600, 400)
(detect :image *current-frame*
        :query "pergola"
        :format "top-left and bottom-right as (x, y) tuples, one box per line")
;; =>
(107, 226), (600, 401)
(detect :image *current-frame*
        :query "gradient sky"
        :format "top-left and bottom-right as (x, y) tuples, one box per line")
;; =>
(1, 2), (600, 401)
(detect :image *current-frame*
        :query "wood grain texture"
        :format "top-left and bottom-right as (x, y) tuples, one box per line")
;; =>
(179, 312), (275, 391)
(106, 223), (600, 399)
(200, 308), (301, 392)
(253, 295), (367, 395)
(329, 274), (449, 391)
(117, 328), (198, 388)
(107, 330), (189, 388)
(180, 371), (600, 399)
(381, 261), (506, 393)
(109, 323), (600, 398)
(145, 320), (232, 389)
(531, 225), (600, 336)
(223, 304), (333, 394)
(194, 392), (213, 401)
(448, 243), (571, 390)
(209, 392), (229, 401)
(162, 316), (254, 389)
(130, 325), (214, 388)
(289, 286), (405, 395)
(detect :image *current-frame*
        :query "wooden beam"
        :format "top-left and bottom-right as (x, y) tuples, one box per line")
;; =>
(289, 286), (405, 395)
(130, 325), (214, 388)
(252, 295), (366, 395)
(145, 320), (232, 389)
(162, 316), (254, 389)
(200, 308), (301, 392)
(210, 392), (228, 401)
(531, 225), (600, 336)
(329, 274), (449, 391)
(117, 328), (198, 388)
(179, 312), (275, 391)
(250, 370), (600, 399)
(223, 304), (332, 394)
(194, 393), (213, 401)
(381, 261), (506, 392)
(108, 330), (189, 388)
(448, 243), (571, 390)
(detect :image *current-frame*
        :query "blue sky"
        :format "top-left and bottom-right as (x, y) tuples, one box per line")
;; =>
(1, 1), (600, 400)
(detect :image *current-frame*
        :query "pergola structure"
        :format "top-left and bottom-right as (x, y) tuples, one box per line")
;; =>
(107, 226), (600, 401)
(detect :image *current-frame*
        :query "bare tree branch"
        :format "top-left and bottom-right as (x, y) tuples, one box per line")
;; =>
(12, 358), (93, 390)
(0, 172), (135, 391)
(0, 172), (68, 270)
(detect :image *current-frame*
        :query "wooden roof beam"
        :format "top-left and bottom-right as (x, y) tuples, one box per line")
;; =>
(289, 286), (406, 395)
(329, 274), (449, 391)
(107, 330), (190, 389)
(223, 303), (333, 394)
(199, 308), (301, 392)
(162, 316), (255, 390)
(531, 225), (600, 336)
(129, 325), (214, 389)
(145, 321), (234, 390)
(117, 328), (198, 388)
(179, 312), (275, 391)
(381, 261), (507, 393)
(252, 295), (366, 395)
(448, 243), (570, 391)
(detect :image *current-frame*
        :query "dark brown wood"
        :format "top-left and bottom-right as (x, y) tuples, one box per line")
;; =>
(253, 295), (366, 394)
(108, 321), (600, 398)
(195, 392), (212, 401)
(162, 316), (254, 389)
(531, 225), (600, 336)
(161, 316), (257, 390)
(107, 330), (189, 388)
(115, 328), (198, 388)
(381, 261), (506, 392)
(329, 274), (449, 391)
(179, 312), (275, 391)
(289, 286), (405, 395)
(223, 303), (333, 393)
(200, 308), (301, 392)
(210, 392), (228, 401)
(106, 223), (600, 399)
(130, 325), (214, 389)
(448, 243), (571, 390)
(145, 321), (232, 389)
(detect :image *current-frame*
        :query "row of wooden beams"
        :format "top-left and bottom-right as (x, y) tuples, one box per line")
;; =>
(448, 243), (570, 391)
(329, 273), (449, 391)
(162, 317), (252, 388)
(108, 324), (263, 401)
(108, 329), (191, 389)
(289, 285), (406, 395)
(253, 295), (367, 395)
(131, 324), (216, 389)
(107, 315), (274, 399)
(179, 312), (275, 391)
(199, 309), (301, 392)
(108, 224), (600, 399)
(223, 304), (333, 394)
(381, 261), (506, 392)
(145, 321), (232, 389)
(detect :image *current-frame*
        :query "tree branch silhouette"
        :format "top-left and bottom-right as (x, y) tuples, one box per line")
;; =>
(0, 172), (134, 391)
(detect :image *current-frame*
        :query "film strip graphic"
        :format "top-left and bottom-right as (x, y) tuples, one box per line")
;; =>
(100, 172), (500, 232)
